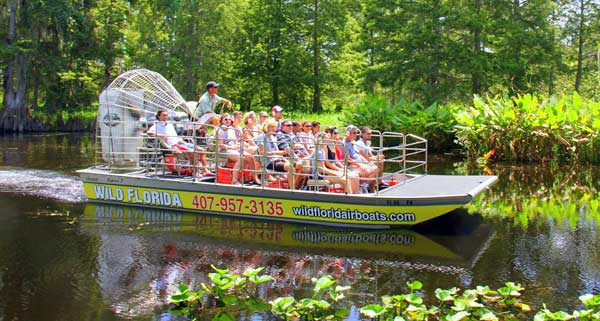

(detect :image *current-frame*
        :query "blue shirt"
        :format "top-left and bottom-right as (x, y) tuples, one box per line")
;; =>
(256, 133), (280, 164)
(344, 137), (359, 160)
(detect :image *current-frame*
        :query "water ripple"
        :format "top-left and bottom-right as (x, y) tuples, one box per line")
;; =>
(0, 168), (84, 202)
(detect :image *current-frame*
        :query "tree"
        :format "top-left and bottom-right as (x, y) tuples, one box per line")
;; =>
(1, 0), (29, 132)
(559, 0), (600, 93)
(300, 0), (349, 112)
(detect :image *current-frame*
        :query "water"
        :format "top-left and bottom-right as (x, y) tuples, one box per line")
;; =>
(0, 134), (599, 320)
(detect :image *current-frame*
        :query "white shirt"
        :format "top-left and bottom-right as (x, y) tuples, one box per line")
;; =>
(355, 138), (371, 156)
(148, 122), (180, 147)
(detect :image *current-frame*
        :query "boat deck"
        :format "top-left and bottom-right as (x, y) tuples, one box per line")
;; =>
(379, 174), (498, 199)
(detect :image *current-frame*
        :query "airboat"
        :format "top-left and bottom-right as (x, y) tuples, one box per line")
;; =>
(77, 69), (497, 229)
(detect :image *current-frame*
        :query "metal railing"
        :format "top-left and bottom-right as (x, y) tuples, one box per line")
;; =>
(94, 120), (428, 195)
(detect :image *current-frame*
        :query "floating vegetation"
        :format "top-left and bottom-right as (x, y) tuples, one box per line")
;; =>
(169, 265), (600, 321)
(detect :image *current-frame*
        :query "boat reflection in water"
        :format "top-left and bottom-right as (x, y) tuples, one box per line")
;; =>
(82, 203), (494, 318)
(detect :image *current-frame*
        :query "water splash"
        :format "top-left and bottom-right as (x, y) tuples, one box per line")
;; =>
(0, 168), (85, 202)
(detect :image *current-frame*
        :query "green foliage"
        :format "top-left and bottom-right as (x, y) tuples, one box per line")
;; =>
(269, 275), (350, 321)
(359, 281), (532, 321)
(343, 95), (457, 151)
(170, 266), (600, 321)
(31, 108), (97, 131)
(455, 93), (600, 163)
(533, 295), (600, 321)
(4, 0), (600, 136)
(343, 95), (395, 132)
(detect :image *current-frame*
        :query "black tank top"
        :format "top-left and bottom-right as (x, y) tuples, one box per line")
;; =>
(327, 146), (336, 160)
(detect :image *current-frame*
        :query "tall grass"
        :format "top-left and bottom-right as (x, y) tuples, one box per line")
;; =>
(455, 93), (600, 163)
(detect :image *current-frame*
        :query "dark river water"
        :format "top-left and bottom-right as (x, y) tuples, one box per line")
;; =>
(0, 133), (598, 320)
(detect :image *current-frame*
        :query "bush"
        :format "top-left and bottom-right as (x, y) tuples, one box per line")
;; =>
(343, 95), (458, 151)
(455, 93), (600, 163)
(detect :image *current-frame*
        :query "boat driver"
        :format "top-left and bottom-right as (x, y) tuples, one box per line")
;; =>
(193, 81), (233, 121)
(148, 110), (212, 177)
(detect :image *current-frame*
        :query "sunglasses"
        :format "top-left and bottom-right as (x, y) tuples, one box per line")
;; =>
(332, 131), (339, 135)
(305, 125), (312, 128)
(283, 124), (293, 127)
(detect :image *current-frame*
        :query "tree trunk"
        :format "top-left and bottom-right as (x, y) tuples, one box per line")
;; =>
(574, 0), (584, 92)
(471, 0), (482, 96)
(1, 0), (31, 133)
(428, 0), (441, 103)
(311, 0), (322, 113)
(271, 0), (282, 106)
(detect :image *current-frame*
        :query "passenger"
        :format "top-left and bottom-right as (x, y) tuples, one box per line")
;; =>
(279, 119), (312, 178)
(356, 126), (384, 179)
(257, 111), (268, 127)
(217, 114), (260, 185)
(323, 126), (345, 172)
(242, 112), (260, 175)
(292, 121), (302, 137)
(316, 134), (359, 194)
(232, 111), (243, 130)
(242, 112), (260, 147)
(256, 119), (305, 189)
(271, 105), (284, 130)
(277, 119), (309, 158)
(193, 81), (233, 120)
(343, 125), (377, 191)
(325, 125), (345, 161)
(194, 114), (221, 147)
(296, 121), (315, 155)
(276, 119), (294, 151)
(311, 121), (322, 140)
(147, 110), (213, 177)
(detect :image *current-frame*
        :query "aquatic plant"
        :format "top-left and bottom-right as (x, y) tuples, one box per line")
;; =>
(343, 95), (457, 151)
(455, 93), (600, 163)
(169, 266), (600, 321)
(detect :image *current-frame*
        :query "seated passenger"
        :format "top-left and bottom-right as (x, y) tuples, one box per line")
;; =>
(356, 126), (384, 179)
(217, 114), (260, 185)
(257, 111), (268, 127)
(316, 138), (359, 194)
(312, 121), (322, 140)
(276, 119), (294, 150)
(323, 126), (345, 171)
(147, 110), (212, 177)
(242, 111), (260, 152)
(296, 121), (315, 155)
(256, 119), (305, 189)
(277, 119), (309, 158)
(343, 125), (378, 191)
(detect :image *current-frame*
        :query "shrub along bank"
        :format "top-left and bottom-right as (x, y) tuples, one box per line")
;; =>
(455, 93), (599, 164)
(29, 109), (97, 132)
(343, 92), (600, 164)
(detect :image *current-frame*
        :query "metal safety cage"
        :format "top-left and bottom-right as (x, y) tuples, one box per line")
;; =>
(94, 69), (189, 171)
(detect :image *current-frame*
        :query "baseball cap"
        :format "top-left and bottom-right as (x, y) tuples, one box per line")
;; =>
(272, 105), (283, 112)
(205, 81), (219, 89)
